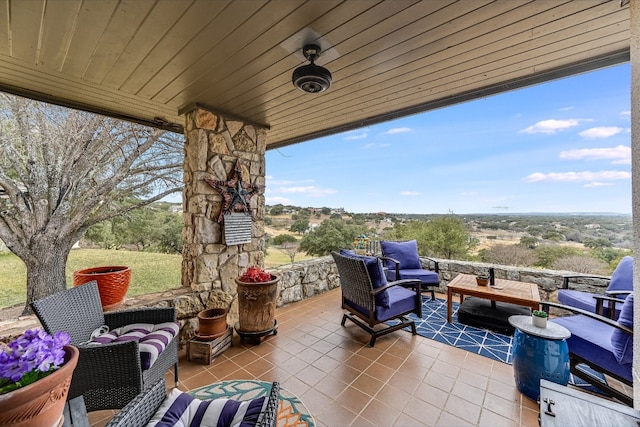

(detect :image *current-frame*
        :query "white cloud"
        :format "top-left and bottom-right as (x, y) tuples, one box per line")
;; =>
(523, 170), (631, 183)
(400, 191), (421, 196)
(559, 106), (575, 111)
(584, 182), (614, 188)
(385, 127), (411, 134)
(460, 191), (478, 197)
(265, 196), (292, 204)
(578, 126), (623, 139)
(344, 132), (368, 140)
(519, 119), (586, 134)
(620, 111), (631, 117)
(275, 186), (337, 197)
(559, 145), (630, 164)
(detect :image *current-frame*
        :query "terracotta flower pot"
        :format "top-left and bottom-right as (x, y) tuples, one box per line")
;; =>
(196, 308), (229, 339)
(236, 275), (280, 333)
(0, 345), (79, 427)
(73, 266), (131, 311)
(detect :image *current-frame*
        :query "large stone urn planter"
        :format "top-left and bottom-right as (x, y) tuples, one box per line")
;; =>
(234, 268), (280, 342)
(73, 265), (131, 311)
(0, 345), (79, 427)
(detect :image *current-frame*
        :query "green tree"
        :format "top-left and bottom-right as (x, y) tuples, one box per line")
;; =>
(289, 219), (310, 234)
(269, 204), (284, 215)
(299, 219), (367, 256)
(583, 237), (612, 249)
(534, 245), (581, 269)
(272, 234), (297, 245)
(384, 213), (477, 259)
(321, 207), (331, 215)
(519, 235), (539, 249)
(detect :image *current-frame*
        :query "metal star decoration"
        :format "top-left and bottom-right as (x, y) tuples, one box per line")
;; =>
(204, 161), (261, 223)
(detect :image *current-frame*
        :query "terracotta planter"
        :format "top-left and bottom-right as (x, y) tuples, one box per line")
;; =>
(73, 266), (131, 311)
(236, 275), (280, 333)
(0, 345), (79, 427)
(196, 308), (229, 339)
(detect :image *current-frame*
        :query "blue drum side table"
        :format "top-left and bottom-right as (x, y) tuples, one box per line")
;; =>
(509, 315), (571, 401)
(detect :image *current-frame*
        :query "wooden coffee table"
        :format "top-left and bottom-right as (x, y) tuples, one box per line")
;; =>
(446, 273), (540, 322)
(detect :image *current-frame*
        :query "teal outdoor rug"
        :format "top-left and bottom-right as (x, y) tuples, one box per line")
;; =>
(399, 297), (515, 363)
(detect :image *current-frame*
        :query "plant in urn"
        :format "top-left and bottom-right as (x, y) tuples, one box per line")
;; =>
(235, 266), (280, 340)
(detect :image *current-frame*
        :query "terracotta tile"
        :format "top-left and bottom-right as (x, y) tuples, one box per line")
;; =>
(350, 415), (377, 427)
(315, 374), (348, 398)
(487, 378), (522, 403)
(311, 338), (339, 354)
(281, 375), (311, 397)
(402, 396), (441, 425)
(363, 360), (396, 382)
(436, 411), (475, 427)
(431, 359), (461, 379)
(356, 345), (384, 361)
(375, 383), (411, 412)
(360, 398), (401, 426)
(414, 382), (449, 409)
(219, 368), (253, 381)
(294, 364), (327, 387)
(338, 386), (374, 414)
(297, 346), (324, 364)
(483, 392), (520, 421)
(424, 370), (456, 393)
(316, 404), (358, 427)
(243, 358), (275, 377)
(458, 367), (490, 390)
(314, 354), (342, 373)
(329, 364), (362, 384)
(451, 380), (485, 406)
(444, 394), (481, 425)
(387, 370), (422, 395)
(352, 372), (385, 397)
(376, 352), (405, 370)
(393, 413), (425, 427)
(299, 387), (333, 415)
(520, 406), (540, 427)
(478, 409), (519, 427)
(180, 369), (218, 389)
(344, 353), (374, 371)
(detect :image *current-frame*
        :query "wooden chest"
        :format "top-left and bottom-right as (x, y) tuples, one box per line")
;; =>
(187, 326), (232, 365)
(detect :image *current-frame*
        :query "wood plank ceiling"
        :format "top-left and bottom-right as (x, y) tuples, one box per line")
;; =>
(0, 0), (630, 149)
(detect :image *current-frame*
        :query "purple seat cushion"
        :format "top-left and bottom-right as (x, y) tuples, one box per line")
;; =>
(552, 315), (632, 382)
(386, 268), (439, 285)
(340, 251), (390, 308)
(88, 322), (179, 370)
(611, 293), (634, 364)
(345, 286), (417, 322)
(608, 256), (634, 292)
(381, 240), (422, 270)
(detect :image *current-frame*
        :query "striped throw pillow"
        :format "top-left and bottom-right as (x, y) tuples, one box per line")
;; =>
(147, 388), (267, 427)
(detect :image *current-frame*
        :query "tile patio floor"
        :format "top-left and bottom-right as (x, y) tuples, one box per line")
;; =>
(89, 288), (542, 427)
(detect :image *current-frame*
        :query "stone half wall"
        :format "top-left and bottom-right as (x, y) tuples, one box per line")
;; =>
(120, 256), (611, 347)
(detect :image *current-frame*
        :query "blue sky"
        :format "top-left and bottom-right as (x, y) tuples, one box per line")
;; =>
(265, 63), (631, 215)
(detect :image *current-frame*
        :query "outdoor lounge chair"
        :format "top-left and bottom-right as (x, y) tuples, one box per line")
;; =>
(558, 256), (633, 319)
(106, 378), (280, 427)
(31, 280), (179, 415)
(379, 239), (440, 300)
(542, 293), (633, 407)
(332, 251), (423, 347)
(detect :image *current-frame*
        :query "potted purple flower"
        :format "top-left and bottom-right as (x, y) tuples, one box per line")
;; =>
(0, 329), (79, 426)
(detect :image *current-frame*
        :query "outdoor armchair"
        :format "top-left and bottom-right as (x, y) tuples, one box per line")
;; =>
(542, 293), (633, 407)
(106, 378), (280, 427)
(558, 256), (633, 319)
(380, 239), (439, 300)
(30, 280), (179, 413)
(332, 251), (423, 347)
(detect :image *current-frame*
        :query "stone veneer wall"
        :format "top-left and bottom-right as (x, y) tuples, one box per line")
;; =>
(182, 108), (268, 327)
(120, 256), (611, 347)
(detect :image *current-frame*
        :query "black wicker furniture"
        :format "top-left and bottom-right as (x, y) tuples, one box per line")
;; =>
(30, 280), (179, 414)
(332, 251), (423, 346)
(105, 378), (280, 427)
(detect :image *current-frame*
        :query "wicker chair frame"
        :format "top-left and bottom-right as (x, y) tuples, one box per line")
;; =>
(105, 378), (281, 427)
(331, 252), (423, 346)
(30, 280), (179, 412)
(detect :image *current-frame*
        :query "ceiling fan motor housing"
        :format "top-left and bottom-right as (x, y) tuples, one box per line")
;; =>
(292, 44), (332, 93)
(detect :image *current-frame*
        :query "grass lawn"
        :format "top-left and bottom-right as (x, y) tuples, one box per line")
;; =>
(0, 248), (315, 310)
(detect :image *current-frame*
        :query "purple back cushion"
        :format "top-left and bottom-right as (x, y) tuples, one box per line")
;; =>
(611, 293), (634, 364)
(341, 252), (390, 308)
(381, 240), (421, 269)
(608, 256), (633, 292)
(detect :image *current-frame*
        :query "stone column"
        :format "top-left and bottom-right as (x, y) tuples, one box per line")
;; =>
(182, 107), (267, 322)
